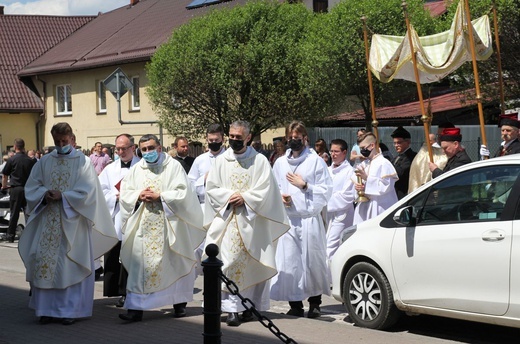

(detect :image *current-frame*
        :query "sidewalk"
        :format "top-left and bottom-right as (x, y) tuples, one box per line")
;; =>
(0, 242), (428, 344)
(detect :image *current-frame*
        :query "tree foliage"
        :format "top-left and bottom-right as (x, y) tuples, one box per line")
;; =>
(443, 0), (520, 113)
(147, 1), (316, 139)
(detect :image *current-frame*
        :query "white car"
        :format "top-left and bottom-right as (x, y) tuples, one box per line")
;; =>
(330, 155), (520, 330)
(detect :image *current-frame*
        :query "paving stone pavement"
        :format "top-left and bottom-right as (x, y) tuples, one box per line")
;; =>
(1, 241), (442, 344)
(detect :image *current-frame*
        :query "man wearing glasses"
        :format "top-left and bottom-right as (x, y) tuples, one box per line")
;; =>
(118, 134), (204, 322)
(98, 134), (140, 307)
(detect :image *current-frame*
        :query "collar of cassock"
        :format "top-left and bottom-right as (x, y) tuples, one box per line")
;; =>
(121, 160), (131, 168)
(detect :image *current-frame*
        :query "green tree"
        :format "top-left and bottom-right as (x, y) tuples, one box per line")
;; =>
(147, 1), (317, 139)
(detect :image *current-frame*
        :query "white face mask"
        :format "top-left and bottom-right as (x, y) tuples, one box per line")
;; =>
(56, 144), (72, 154)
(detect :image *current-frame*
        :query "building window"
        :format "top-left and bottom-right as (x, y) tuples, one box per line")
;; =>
(98, 81), (107, 113)
(131, 76), (140, 110)
(56, 84), (72, 115)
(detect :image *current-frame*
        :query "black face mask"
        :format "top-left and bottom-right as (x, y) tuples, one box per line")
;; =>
(229, 139), (245, 152)
(360, 147), (372, 158)
(288, 139), (304, 151)
(207, 141), (223, 152)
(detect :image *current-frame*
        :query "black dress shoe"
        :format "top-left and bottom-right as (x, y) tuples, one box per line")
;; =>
(307, 304), (321, 319)
(62, 318), (76, 325)
(116, 296), (126, 308)
(119, 309), (143, 322)
(286, 307), (304, 317)
(39, 316), (54, 324)
(241, 310), (254, 322)
(173, 306), (186, 318)
(95, 267), (104, 281)
(226, 312), (240, 327)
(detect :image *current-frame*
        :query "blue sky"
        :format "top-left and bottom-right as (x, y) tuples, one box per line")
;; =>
(0, 0), (129, 15)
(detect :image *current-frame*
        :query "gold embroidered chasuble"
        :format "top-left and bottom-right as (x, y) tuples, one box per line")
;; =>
(119, 154), (205, 294)
(204, 147), (290, 292)
(18, 150), (118, 289)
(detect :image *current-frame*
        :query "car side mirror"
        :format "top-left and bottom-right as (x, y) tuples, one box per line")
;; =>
(393, 206), (416, 226)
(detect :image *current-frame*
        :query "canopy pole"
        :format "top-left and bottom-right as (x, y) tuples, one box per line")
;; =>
(464, 0), (488, 152)
(361, 16), (379, 151)
(402, 2), (433, 162)
(492, 0), (505, 116)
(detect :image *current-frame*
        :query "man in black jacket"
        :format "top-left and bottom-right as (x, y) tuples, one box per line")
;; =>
(1, 138), (36, 243)
(429, 128), (471, 178)
(171, 136), (195, 174)
(391, 126), (416, 199)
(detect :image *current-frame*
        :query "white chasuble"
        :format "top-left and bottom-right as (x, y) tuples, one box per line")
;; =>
(204, 148), (290, 295)
(120, 154), (205, 296)
(19, 149), (118, 290)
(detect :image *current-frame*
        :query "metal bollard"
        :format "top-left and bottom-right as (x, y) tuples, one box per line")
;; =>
(202, 243), (223, 344)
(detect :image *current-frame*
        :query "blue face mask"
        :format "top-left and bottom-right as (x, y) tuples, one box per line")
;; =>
(56, 144), (72, 155)
(143, 149), (159, 163)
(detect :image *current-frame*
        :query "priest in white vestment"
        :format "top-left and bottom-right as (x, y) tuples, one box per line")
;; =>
(98, 134), (140, 305)
(204, 121), (290, 327)
(353, 132), (398, 225)
(326, 139), (356, 261)
(408, 135), (447, 193)
(118, 134), (205, 322)
(271, 121), (333, 319)
(19, 122), (118, 325)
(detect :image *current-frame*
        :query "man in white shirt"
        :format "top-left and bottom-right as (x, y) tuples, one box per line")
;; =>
(98, 134), (140, 307)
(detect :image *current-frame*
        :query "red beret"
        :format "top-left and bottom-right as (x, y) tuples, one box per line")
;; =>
(439, 127), (462, 142)
(499, 113), (520, 128)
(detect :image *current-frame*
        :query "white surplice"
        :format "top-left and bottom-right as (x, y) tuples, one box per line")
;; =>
(187, 147), (226, 205)
(19, 149), (118, 318)
(204, 147), (290, 312)
(98, 156), (140, 240)
(119, 153), (205, 310)
(326, 160), (356, 260)
(270, 147), (333, 301)
(353, 153), (399, 225)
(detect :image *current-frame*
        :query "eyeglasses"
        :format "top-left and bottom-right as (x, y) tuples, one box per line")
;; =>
(115, 146), (133, 152)
(140, 145), (156, 152)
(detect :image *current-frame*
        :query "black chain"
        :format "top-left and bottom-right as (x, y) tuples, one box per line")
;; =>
(218, 271), (298, 344)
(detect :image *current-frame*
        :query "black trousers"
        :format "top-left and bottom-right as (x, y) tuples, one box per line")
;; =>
(103, 241), (126, 297)
(8, 186), (25, 239)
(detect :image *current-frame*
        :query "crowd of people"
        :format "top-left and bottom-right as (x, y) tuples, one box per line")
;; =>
(2, 113), (519, 326)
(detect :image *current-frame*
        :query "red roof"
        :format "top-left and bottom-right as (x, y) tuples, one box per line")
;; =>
(424, 1), (448, 17)
(334, 90), (479, 121)
(0, 14), (93, 111)
(19, 0), (249, 76)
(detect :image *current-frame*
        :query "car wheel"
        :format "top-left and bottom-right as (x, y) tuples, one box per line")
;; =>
(343, 261), (400, 330)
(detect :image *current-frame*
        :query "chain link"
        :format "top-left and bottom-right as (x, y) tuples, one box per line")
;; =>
(219, 271), (298, 344)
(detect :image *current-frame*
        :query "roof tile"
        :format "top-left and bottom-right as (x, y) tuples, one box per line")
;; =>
(0, 15), (94, 111)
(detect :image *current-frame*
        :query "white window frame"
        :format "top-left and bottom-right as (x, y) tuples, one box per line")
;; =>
(56, 84), (72, 115)
(131, 76), (140, 110)
(98, 81), (107, 113)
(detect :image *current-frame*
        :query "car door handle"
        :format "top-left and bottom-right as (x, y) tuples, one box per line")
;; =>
(482, 229), (506, 242)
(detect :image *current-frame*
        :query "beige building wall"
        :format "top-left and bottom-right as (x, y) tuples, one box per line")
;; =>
(30, 62), (174, 152)
(0, 112), (40, 153)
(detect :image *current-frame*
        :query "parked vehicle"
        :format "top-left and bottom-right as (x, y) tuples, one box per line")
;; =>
(331, 155), (520, 330)
(0, 193), (25, 241)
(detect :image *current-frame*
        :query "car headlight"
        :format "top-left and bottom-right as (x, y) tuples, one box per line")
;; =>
(340, 225), (357, 244)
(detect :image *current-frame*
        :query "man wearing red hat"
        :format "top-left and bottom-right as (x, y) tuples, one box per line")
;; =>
(481, 113), (520, 158)
(428, 127), (471, 178)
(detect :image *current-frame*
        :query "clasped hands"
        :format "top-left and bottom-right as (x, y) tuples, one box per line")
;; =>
(44, 190), (62, 203)
(139, 187), (160, 203)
